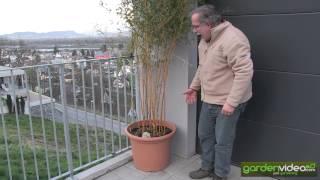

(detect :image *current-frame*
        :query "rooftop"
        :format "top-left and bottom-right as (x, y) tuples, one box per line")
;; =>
(0, 66), (25, 77)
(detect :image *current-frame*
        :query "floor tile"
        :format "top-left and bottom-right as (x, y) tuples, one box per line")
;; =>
(97, 154), (277, 180)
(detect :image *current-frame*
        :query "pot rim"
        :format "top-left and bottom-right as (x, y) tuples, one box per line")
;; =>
(125, 120), (176, 142)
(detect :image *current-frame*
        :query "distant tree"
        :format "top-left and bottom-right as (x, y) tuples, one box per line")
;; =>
(13, 48), (27, 67)
(6, 95), (12, 114)
(0, 48), (4, 66)
(20, 97), (25, 114)
(86, 50), (91, 57)
(35, 54), (41, 64)
(90, 50), (95, 57)
(72, 50), (77, 57)
(15, 96), (20, 114)
(116, 58), (124, 71)
(53, 45), (59, 55)
(25, 69), (37, 90)
(101, 44), (107, 52)
(118, 43), (124, 50)
(32, 50), (37, 56)
(80, 49), (85, 56)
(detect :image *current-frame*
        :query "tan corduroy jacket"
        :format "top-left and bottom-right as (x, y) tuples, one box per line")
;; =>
(190, 21), (253, 107)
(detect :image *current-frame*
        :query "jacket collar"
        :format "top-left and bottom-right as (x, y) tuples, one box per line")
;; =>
(208, 21), (230, 45)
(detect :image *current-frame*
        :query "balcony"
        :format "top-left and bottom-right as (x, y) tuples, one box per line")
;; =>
(0, 57), (279, 180)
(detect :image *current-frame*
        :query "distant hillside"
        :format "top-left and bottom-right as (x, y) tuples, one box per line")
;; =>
(0, 31), (89, 40)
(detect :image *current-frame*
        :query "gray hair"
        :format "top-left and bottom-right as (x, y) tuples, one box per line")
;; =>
(191, 5), (222, 26)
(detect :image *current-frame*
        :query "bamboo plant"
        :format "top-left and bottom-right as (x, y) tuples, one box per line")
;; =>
(118, 0), (191, 137)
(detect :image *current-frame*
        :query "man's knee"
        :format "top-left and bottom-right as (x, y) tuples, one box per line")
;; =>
(198, 130), (214, 142)
(215, 132), (235, 147)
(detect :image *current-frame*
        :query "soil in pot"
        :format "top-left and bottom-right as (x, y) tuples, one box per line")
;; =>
(129, 125), (172, 137)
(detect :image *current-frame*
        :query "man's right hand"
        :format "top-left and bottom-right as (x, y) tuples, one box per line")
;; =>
(183, 88), (197, 104)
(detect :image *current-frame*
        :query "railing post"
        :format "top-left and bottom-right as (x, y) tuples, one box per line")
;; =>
(116, 59), (121, 151)
(24, 70), (40, 180)
(107, 60), (114, 153)
(10, 69), (27, 180)
(0, 87), (12, 180)
(48, 67), (62, 175)
(59, 64), (74, 178)
(71, 64), (82, 166)
(90, 62), (99, 159)
(80, 61), (91, 162)
(98, 61), (107, 157)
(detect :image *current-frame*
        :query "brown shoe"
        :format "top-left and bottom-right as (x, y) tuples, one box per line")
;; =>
(189, 168), (213, 179)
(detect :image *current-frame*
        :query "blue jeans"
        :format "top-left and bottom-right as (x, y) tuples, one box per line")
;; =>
(198, 102), (247, 177)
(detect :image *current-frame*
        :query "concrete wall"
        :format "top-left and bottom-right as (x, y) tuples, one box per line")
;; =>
(166, 33), (199, 158)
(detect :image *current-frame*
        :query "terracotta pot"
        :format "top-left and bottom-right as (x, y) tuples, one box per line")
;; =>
(125, 120), (176, 172)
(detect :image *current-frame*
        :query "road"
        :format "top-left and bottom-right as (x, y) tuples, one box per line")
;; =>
(55, 103), (129, 134)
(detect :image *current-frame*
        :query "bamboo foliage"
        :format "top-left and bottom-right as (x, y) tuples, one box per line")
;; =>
(118, 0), (191, 136)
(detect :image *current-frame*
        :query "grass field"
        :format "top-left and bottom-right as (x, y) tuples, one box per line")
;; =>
(0, 114), (127, 179)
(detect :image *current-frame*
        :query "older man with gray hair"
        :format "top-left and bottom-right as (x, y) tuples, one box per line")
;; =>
(184, 4), (254, 180)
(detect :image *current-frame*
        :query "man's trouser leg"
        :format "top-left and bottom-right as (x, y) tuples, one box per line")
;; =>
(198, 102), (219, 171)
(214, 103), (246, 177)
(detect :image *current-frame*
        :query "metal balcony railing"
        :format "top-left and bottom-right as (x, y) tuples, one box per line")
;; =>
(0, 57), (137, 179)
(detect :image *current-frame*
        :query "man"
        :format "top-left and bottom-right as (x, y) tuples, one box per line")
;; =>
(184, 5), (254, 180)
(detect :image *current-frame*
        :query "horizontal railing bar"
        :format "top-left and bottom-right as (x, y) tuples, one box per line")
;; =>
(0, 56), (134, 71)
(50, 147), (131, 180)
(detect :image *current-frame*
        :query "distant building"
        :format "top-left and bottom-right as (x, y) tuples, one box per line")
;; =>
(0, 66), (26, 114)
(51, 53), (64, 64)
(76, 59), (87, 69)
(0, 66), (53, 114)
(0, 66), (26, 90)
(9, 55), (17, 63)
(95, 51), (111, 60)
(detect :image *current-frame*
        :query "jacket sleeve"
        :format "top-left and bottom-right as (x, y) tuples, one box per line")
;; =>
(189, 67), (201, 91)
(225, 38), (254, 107)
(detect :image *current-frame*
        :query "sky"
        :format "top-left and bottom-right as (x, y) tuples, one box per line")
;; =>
(0, 0), (126, 35)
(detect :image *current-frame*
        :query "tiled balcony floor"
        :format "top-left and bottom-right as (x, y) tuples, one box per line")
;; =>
(96, 154), (276, 180)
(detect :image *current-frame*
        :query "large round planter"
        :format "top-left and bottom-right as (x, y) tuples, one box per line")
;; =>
(125, 120), (176, 172)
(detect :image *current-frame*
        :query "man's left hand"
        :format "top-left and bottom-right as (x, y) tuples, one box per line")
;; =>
(221, 102), (235, 116)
